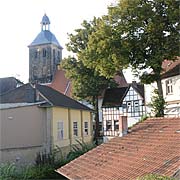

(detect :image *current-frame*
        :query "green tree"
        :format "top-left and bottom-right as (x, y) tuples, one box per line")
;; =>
(81, 16), (129, 78)
(84, 0), (180, 115)
(61, 19), (117, 141)
(150, 89), (166, 117)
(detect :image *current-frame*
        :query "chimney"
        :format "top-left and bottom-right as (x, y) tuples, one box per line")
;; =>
(132, 80), (137, 86)
(118, 116), (128, 137)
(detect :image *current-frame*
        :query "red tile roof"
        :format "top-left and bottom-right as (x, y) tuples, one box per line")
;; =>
(162, 57), (180, 74)
(47, 68), (72, 97)
(161, 58), (180, 79)
(49, 69), (127, 99)
(56, 117), (180, 180)
(114, 71), (128, 87)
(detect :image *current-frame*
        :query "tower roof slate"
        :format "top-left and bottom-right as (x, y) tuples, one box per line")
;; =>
(29, 30), (62, 48)
(41, 14), (50, 25)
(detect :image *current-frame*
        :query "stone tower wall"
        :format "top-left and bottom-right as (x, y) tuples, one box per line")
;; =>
(29, 44), (62, 83)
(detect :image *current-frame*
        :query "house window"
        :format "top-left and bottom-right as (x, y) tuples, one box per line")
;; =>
(114, 120), (119, 130)
(127, 101), (132, 113)
(73, 122), (78, 136)
(106, 120), (112, 131)
(84, 122), (88, 135)
(134, 101), (139, 111)
(57, 122), (64, 140)
(166, 79), (173, 95)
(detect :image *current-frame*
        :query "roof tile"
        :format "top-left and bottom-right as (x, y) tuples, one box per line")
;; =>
(37, 84), (92, 111)
(57, 117), (180, 179)
(47, 69), (72, 97)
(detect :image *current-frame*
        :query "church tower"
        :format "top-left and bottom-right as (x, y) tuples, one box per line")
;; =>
(28, 14), (63, 84)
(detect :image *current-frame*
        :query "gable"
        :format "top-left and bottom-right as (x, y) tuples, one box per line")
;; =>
(102, 87), (129, 107)
(123, 86), (143, 102)
(102, 83), (145, 108)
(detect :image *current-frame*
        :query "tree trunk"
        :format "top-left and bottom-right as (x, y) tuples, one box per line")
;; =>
(156, 77), (165, 116)
(156, 78), (163, 97)
(94, 96), (100, 144)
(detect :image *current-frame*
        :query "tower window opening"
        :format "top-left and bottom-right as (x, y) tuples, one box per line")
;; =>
(35, 51), (38, 58)
(53, 49), (55, 59)
(43, 49), (46, 57)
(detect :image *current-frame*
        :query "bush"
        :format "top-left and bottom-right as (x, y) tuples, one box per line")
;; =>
(150, 89), (166, 117)
(0, 163), (64, 180)
(35, 150), (55, 166)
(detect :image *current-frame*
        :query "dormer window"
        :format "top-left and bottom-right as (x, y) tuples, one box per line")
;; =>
(166, 79), (173, 95)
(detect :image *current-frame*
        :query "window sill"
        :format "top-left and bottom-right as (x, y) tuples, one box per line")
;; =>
(166, 93), (173, 95)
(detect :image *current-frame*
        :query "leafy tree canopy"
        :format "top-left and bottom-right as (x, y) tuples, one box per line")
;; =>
(61, 56), (116, 105)
(84, 0), (179, 94)
(61, 18), (118, 139)
(81, 16), (130, 78)
(61, 18), (117, 104)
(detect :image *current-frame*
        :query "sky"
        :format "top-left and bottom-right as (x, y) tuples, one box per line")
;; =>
(0, 0), (134, 83)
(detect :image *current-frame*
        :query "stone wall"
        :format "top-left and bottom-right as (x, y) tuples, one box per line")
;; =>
(0, 146), (44, 166)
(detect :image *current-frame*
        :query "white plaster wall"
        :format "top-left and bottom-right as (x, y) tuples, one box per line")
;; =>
(162, 75), (180, 103)
(128, 117), (140, 127)
(98, 98), (103, 122)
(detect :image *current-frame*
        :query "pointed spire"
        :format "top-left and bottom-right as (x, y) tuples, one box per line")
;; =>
(41, 13), (50, 31)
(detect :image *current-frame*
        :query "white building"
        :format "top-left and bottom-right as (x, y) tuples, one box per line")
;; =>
(161, 60), (180, 117)
(145, 59), (180, 117)
(102, 81), (146, 137)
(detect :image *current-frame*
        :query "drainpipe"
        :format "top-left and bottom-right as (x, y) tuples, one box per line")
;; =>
(80, 110), (84, 142)
(68, 109), (72, 146)
(46, 108), (52, 153)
